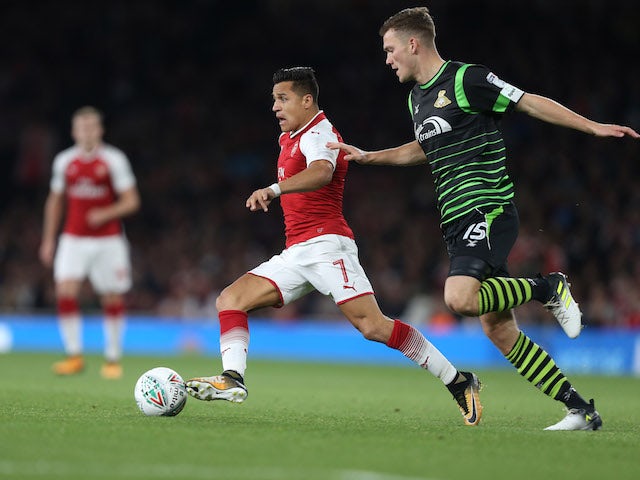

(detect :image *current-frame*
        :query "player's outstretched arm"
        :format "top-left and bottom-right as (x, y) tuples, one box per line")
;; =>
(246, 160), (334, 213)
(326, 142), (368, 162)
(327, 140), (428, 166)
(516, 93), (640, 138)
(589, 123), (639, 138)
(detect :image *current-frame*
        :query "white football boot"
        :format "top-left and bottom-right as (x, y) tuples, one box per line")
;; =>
(543, 272), (583, 338)
(544, 399), (602, 431)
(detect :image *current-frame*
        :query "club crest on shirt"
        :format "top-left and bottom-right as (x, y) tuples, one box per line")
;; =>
(434, 90), (451, 108)
(291, 141), (299, 156)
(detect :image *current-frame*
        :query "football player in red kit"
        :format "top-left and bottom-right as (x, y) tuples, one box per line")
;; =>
(39, 106), (140, 379)
(186, 67), (482, 426)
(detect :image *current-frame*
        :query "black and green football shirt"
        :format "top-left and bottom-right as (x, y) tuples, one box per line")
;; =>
(409, 60), (524, 226)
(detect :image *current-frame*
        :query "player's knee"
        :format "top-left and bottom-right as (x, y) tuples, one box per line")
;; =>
(103, 298), (125, 317)
(215, 287), (249, 312)
(358, 323), (378, 341)
(444, 290), (478, 316)
(351, 317), (386, 342)
(215, 289), (237, 312)
(55, 281), (81, 300)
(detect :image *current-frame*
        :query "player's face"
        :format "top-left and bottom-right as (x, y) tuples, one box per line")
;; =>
(383, 29), (416, 83)
(72, 113), (104, 151)
(272, 81), (312, 132)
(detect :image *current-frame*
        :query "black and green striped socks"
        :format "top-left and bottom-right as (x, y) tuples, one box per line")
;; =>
(506, 331), (571, 400)
(478, 277), (549, 315)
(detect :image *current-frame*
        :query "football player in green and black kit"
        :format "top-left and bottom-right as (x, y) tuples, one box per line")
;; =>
(329, 6), (639, 431)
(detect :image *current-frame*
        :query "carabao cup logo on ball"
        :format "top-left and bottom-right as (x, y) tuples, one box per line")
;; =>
(134, 367), (187, 416)
(140, 376), (166, 409)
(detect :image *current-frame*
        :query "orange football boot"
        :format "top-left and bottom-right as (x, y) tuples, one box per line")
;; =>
(101, 362), (123, 380)
(52, 355), (84, 375)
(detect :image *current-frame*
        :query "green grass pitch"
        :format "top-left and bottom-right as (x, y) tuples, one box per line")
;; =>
(1, 352), (639, 480)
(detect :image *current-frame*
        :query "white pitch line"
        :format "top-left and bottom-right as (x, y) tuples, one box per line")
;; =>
(340, 470), (441, 480)
(0, 460), (439, 480)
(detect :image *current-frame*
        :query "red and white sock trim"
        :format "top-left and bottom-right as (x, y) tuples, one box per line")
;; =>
(219, 310), (250, 377)
(386, 320), (457, 384)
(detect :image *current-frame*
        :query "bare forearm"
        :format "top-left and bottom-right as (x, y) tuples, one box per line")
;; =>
(517, 93), (598, 134)
(247, 160), (333, 212)
(517, 93), (640, 138)
(277, 160), (333, 194)
(112, 196), (140, 219)
(105, 189), (140, 220)
(97, 203), (136, 223)
(41, 194), (64, 242)
(358, 141), (427, 166)
(87, 188), (140, 227)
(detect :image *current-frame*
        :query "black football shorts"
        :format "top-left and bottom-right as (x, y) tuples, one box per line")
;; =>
(443, 203), (519, 281)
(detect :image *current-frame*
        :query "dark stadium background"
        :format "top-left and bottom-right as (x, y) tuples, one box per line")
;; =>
(1, 0), (638, 330)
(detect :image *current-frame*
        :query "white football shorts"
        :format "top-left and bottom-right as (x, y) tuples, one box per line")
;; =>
(250, 234), (374, 306)
(54, 233), (132, 294)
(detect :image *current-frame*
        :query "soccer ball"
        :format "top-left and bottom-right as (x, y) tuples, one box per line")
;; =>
(134, 367), (188, 416)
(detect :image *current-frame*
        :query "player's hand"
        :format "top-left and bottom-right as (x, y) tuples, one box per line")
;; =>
(246, 187), (277, 212)
(326, 142), (369, 163)
(87, 208), (111, 228)
(39, 240), (55, 268)
(591, 123), (640, 138)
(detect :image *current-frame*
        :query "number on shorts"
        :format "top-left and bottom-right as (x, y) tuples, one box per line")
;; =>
(332, 259), (349, 283)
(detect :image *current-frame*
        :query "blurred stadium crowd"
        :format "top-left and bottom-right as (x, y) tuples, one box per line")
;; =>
(1, 0), (638, 329)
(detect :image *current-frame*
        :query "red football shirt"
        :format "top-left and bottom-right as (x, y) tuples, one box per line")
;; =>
(277, 111), (354, 247)
(50, 144), (136, 237)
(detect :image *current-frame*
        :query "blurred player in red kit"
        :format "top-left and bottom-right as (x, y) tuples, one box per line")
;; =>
(39, 106), (140, 379)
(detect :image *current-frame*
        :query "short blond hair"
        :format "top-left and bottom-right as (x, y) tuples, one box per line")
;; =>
(72, 106), (103, 123)
(379, 7), (436, 44)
